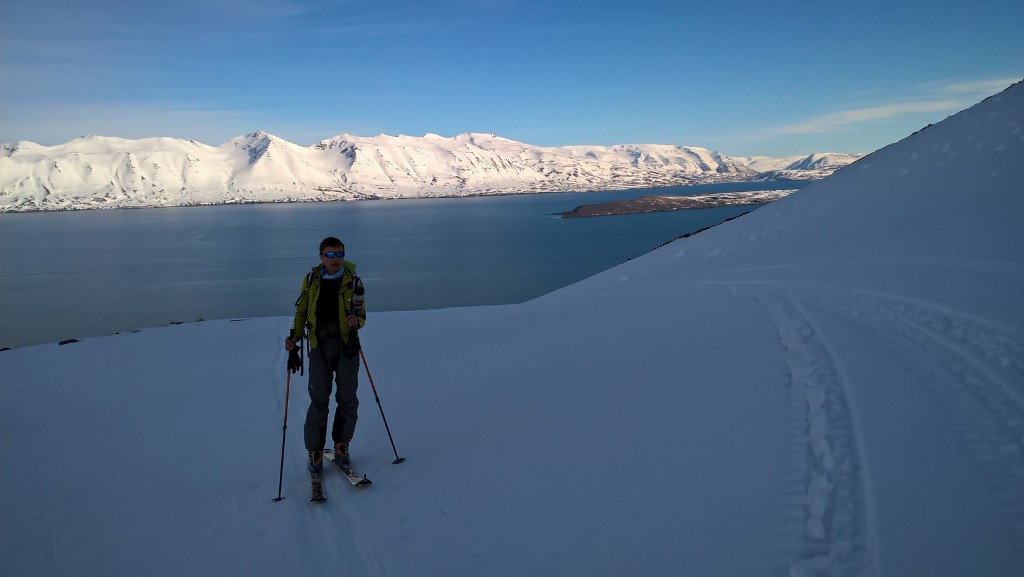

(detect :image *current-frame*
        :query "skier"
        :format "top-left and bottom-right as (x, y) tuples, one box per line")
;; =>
(284, 236), (366, 500)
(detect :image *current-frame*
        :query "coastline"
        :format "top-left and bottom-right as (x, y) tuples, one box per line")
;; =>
(561, 189), (797, 218)
(0, 179), (811, 214)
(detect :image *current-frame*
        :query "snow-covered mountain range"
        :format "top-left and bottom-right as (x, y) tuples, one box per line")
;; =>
(734, 152), (864, 180)
(0, 131), (861, 212)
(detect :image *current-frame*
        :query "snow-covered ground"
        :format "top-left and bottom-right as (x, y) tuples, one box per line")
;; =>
(0, 131), (857, 212)
(1, 81), (1022, 577)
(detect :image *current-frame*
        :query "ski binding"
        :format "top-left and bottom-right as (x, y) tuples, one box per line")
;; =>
(324, 449), (372, 486)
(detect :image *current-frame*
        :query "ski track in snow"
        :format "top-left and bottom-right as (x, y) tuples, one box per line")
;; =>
(755, 287), (874, 577)
(294, 457), (389, 577)
(278, 403), (390, 572)
(326, 468), (391, 577)
(298, 467), (390, 577)
(749, 279), (1024, 575)
(271, 339), (388, 577)
(795, 285), (1024, 547)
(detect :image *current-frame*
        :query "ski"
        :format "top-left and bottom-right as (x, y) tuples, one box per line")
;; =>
(324, 449), (372, 486)
(310, 473), (326, 503)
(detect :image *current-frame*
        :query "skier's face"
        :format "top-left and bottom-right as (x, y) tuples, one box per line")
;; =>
(320, 245), (345, 274)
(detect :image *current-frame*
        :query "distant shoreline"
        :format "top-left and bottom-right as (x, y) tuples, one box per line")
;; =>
(560, 189), (797, 218)
(0, 182), (808, 214)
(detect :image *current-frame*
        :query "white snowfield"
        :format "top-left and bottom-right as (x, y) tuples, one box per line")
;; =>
(0, 130), (859, 212)
(2, 80), (1023, 577)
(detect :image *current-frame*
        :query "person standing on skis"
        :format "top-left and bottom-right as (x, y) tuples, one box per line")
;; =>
(284, 236), (366, 491)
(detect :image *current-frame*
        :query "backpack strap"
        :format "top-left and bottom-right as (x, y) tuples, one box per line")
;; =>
(294, 272), (310, 308)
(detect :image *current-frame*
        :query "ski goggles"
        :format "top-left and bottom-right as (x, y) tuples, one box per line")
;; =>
(322, 251), (345, 259)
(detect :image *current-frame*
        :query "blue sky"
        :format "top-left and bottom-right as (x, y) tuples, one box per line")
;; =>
(1, 0), (1021, 156)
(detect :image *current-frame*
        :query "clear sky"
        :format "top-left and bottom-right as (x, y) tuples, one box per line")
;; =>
(1, 0), (1021, 156)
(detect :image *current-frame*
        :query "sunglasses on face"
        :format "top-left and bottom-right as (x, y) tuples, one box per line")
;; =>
(322, 251), (345, 259)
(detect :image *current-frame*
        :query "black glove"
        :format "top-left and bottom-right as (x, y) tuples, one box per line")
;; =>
(341, 333), (361, 359)
(287, 347), (303, 374)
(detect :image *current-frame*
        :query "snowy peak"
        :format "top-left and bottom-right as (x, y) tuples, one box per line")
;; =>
(554, 143), (756, 179)
(224, 130), (337, 169)
(736, 152), (865, 180)
(222, 131), (285, 164)
(784, 152), (862, 171)
(0, 131), (859, 211)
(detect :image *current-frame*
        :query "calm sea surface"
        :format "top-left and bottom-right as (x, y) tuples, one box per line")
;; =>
(0, 181), (804, 348)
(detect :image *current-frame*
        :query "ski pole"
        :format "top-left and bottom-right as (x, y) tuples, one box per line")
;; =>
(350, 276), (403, 464)
(359, 347), (405, 464)
(272, 370), (293, 501)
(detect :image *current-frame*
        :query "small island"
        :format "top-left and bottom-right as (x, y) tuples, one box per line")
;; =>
(561, 189), (797, 218)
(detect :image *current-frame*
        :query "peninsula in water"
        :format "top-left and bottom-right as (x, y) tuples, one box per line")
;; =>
(561, 189), (797, 218)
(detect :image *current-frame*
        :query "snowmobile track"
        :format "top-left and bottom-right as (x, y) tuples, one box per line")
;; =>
(798, 285), (1024, 546)
(756, 287), (875, 577)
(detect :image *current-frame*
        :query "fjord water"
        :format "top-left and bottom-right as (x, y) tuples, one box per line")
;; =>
(0, 181), (803, 348)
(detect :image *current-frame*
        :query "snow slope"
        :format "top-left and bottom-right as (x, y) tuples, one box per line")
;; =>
(0, 131), (853, 212)
(1, 82), (1023, 577)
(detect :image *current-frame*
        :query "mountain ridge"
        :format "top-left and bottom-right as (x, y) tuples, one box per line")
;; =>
(0, 131), (863, 212)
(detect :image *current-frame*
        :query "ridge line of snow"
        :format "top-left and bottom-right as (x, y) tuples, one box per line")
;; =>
(0, 131), (861, 212)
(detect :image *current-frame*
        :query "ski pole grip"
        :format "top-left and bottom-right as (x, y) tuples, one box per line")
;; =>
(352, 277), (365, 319)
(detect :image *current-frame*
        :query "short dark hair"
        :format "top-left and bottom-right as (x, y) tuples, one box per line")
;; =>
(319, 236), (345, 254)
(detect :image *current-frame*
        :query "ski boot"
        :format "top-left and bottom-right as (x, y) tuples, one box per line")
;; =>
(334, 442), (350, 468)
(309, 450), (325, 503)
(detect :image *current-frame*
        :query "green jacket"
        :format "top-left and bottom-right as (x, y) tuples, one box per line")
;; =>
(291, 261), (366, 349)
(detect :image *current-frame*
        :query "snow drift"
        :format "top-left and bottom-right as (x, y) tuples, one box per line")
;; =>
(1, 81), (1022, 577)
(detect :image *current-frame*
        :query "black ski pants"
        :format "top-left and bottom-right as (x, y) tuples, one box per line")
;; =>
(303, 337), (360, 452)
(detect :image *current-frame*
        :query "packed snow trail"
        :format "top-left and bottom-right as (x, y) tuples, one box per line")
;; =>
(755, 286), (874, 577)
(294, 467), (389, 577)
(798, 283), (1024, 541)
(742, 278), (1024, 576)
